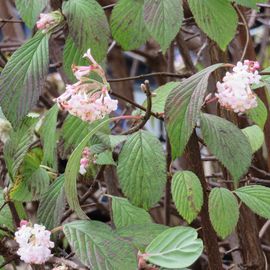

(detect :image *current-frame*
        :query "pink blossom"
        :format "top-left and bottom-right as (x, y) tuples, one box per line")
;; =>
(79, 147), (92, 175)
(36, 11), (63, 33)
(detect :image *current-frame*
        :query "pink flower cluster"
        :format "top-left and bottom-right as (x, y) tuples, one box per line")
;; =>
(216, 60), (261, 114)
(15, 220), (54, 265)
(79, 147), (97, 175)
(36, 11), (63, 33)
(55, 49), (118, 122)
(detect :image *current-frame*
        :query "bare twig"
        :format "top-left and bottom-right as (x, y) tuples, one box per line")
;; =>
(259, 220), (270, 239)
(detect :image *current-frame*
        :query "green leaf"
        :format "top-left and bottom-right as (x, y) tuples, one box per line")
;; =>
(116, 223), (168, 251)
(64, 118), (113, 219)
(61, 115), (89, 156)
(165, 64), (223, 159)
(63, 36), (89, 82)
(209, 187), (239, 239)
(112, 196), (152, 229)
(40, 105), (59, 169)
(95, 133), (127, 149)
(143, 0), (183, 53)
(232, 0), (267, 9)
(235, 185), (270, 218)
(242, 125), (264, 153)
(189, 0), (237, 50)
(200, 113), (252, 183)
(0, 189), (13, 236)
(145, 226), (203, 269)
(171, 171), (203, 224)
(63, 0), (109, 62)
(63, 220), (137, 270)
(117, 130), (166, 209)
(15, 0), (48, 28)
(4, 117), (38, 180)
(37, 175), (65, 230)
(143, 82), (179, 114)
(95, 150), (116, 166)
(111, 0), (149, 50)
(0, 32), (50, 126)
(247, 96), (268, 129)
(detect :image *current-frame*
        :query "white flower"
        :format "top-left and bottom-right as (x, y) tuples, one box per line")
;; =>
(15, 221), (54, 265)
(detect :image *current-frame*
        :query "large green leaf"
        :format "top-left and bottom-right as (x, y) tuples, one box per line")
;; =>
(37, 175), (65, 230)
(145, 226), (203, 269)
(209, 188), (239, 239)
(247, 96), (268, 130)
(0, 189), (13, 236)
(171, 171), (203, 224)
(112, 196), (152, 229)
(117, 130), (166, 209)
(0, 32), (50, 126)
(63, 220), (137, 270)
(116, 223), (168, 251)
(40, 105), (59, 169)
(143, 0), (183, 53)
(64, 118), (113, 219)
(189, 0), (237, 50)
(200, 113), (252, 183)
(235, 185), (270, 218)
(242, 125), (264, 153)
(63, 0), (109, 62)
(165, 64), (223, 159)
(111, 0), (149, 50)
(15, 0), (48, 28)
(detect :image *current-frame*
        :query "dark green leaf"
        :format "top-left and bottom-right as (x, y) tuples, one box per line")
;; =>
(117, 130), (166, 209)
(0, 189), (13, 236)
(95, 150), (116, 166)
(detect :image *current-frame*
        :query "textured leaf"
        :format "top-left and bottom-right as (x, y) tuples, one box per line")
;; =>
(63, 36), (89, 82)
(63, 0), (109, 62)
(95, 133), (127, 149)
(63, 220), (137, 270)
(209, 188), (239, 239)
(112, 196), (152, 229)
(15, 0), (48, 28)
(95, 150), (116, 166)
(171, 171), (203, 223)
(111, 0), (149, 50)
(40, 105), (59, 169)
(235, 185), (270, 218)
(165, 64), (223, 159)
(247, 96), (267, 129)
(116, 223), (168, 251)
(189, 0), (237, 50)
(0, 32), (50, 126)
(37, 175), (65, 230)
(242, 125), (264, 153)
(0, 189), (13, 236)
(64, 118), (113, 219)
(144, 0), (183, 52)
(117, 130), (166, 209)
(145, 227), (203, 269)
(143, 82), (179, 114)
(200, 113), (252, 183)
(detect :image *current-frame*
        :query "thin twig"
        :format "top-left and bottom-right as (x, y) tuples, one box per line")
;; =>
(250, 165), (270, 178)
(259, 220), (270, 239)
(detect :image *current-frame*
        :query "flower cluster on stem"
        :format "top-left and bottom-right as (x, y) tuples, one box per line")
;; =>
(55, 49), (118, 122)
(216, 60), (261, 114)
(15, 220), (54, 265)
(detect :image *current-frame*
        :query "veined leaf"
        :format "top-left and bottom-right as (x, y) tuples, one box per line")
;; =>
(37, 175), (65, 230)
(0, 32), (50, 126)
(117, 130), (166, 209)
(200, 113), (252, 183)
(209, 187), (239, 239)
(0, 189), (13, 236)
(111, 0), (149, 50)
(116, 223), (168, 251)
(63, 0), (109, 62)
(40, 105), (59, 169)
(247, 96), (268, 130)
(112, 196), (152, 229)
(165, 64), (223, 159)
(189, 0), (238, 50)
(171, 171), (203, 224)
(15, 0), (48, 28)
(143, 0), (183, 53)
(235, 185), (270, 218)
(145, 226), (203, 269)
(63, 220), (137, 270)
(95, 150), (116, 166)
(242, 125), (264, 153)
